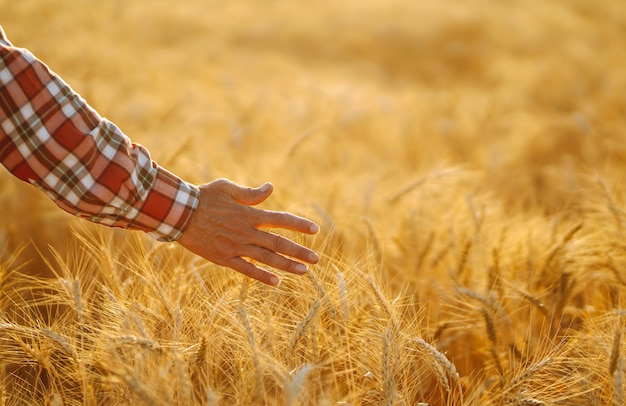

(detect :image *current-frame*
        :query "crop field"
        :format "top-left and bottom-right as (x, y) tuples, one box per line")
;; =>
(1, 0), (626, 404)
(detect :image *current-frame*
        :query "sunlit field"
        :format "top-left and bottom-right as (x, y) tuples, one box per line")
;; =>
(2, 0), (626, 404)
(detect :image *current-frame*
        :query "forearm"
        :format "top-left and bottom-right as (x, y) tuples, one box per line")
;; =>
(0, 28), (198, 242)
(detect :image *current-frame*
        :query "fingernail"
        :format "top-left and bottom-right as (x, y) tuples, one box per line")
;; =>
(260, 183), (271, 193)
(295, 263), (307, 274)
(309, 223), (320, 234)
(308, 252), (320, 263)
(270, 275), (280, 286)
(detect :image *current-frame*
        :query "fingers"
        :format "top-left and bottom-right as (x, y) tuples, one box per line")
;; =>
(241, 244), (309, 275)
(256, 210), (320, 234)
(226, 242), (314, 287)
(215, 179), (319, 234)
(225, 257), (280, 286)
(251, 230), (319, 264)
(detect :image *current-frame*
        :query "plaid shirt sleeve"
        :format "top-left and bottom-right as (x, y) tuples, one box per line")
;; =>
(0, 28), (199, 242)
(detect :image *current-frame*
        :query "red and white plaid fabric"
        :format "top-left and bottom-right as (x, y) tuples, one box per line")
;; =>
(0, 26), (199, 242)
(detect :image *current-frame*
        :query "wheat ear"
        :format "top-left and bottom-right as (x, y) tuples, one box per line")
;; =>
(238, 305), (263, 401)
(308, 268), (337, 319)
(367, 276), (393, 322)
(413, 337), (462, 399)
(506, 357), (553, 392)
(289, 299), (321, 355)
(515, 288), (549, 318)
(541, 222), (583, 275)
(480, 307), (504, 380)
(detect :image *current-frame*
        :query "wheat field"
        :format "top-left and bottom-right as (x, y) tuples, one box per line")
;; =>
(1, 0), (626, 404)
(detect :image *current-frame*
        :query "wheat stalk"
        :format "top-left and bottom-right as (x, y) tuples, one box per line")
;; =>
(614, 359), (624, 406)
(307, 267), (337, 319)
(40, 328), (76, 361)
(610, 326), (623, 406)
(609, 327), (622, 376)
(289, 299), (321, 355)
(488, 247), (502, 297)
(97, 359), (162, 406)
(337, 269), (348, 322)
(515, 288), (549, 318)
(416, 231), (435, 271)
(518, 398), (545, 406)
(191, 335), (208, 402)
(480, 307), (497, 346)
(238, 305), (264, 401)
(364, 217), (383, 267)
(367, 276), (393, 322)
(285, 127), (318, 159)
(382, 327), (396, 406)
(457, 239), (473, 281)
(541, 222), (583, 277)
(388, 167), (463, 205)
(456, 287), (513, 332)
(412, 337), (462, 399)
(505, 357), (553, 394)
(596, 174), (625, 230)
(479, 307), (504, 383)
(430, 241), (452, 269)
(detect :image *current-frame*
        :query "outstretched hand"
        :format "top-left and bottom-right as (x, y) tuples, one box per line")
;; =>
(177, 178), (320, 286)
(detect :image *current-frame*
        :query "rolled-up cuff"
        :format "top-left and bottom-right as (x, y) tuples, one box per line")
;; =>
(140, 166), (200, 242)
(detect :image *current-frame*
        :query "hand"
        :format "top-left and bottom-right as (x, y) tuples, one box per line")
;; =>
(177, 178), (320, 286)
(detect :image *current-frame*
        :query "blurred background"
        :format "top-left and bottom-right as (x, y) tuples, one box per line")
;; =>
(1, 0), (625, 277)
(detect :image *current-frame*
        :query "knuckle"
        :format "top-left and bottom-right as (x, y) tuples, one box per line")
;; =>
(239, 261), (273, 285)
(226, 258), (252, 276)
(215, 236), (237, 257)
(243, 206), (261, 222)
(212, 178), (228, 188)
(295, 246), (309, 260)
(272, 236), (288, 252)
(258, 249), (273, 265)
(273, 211), (289, 225)
(239, 260), (257, 275)
(245, 186), (257, 199)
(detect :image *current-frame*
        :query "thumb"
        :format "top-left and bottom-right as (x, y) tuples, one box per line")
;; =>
(230, 182), (273, 205)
